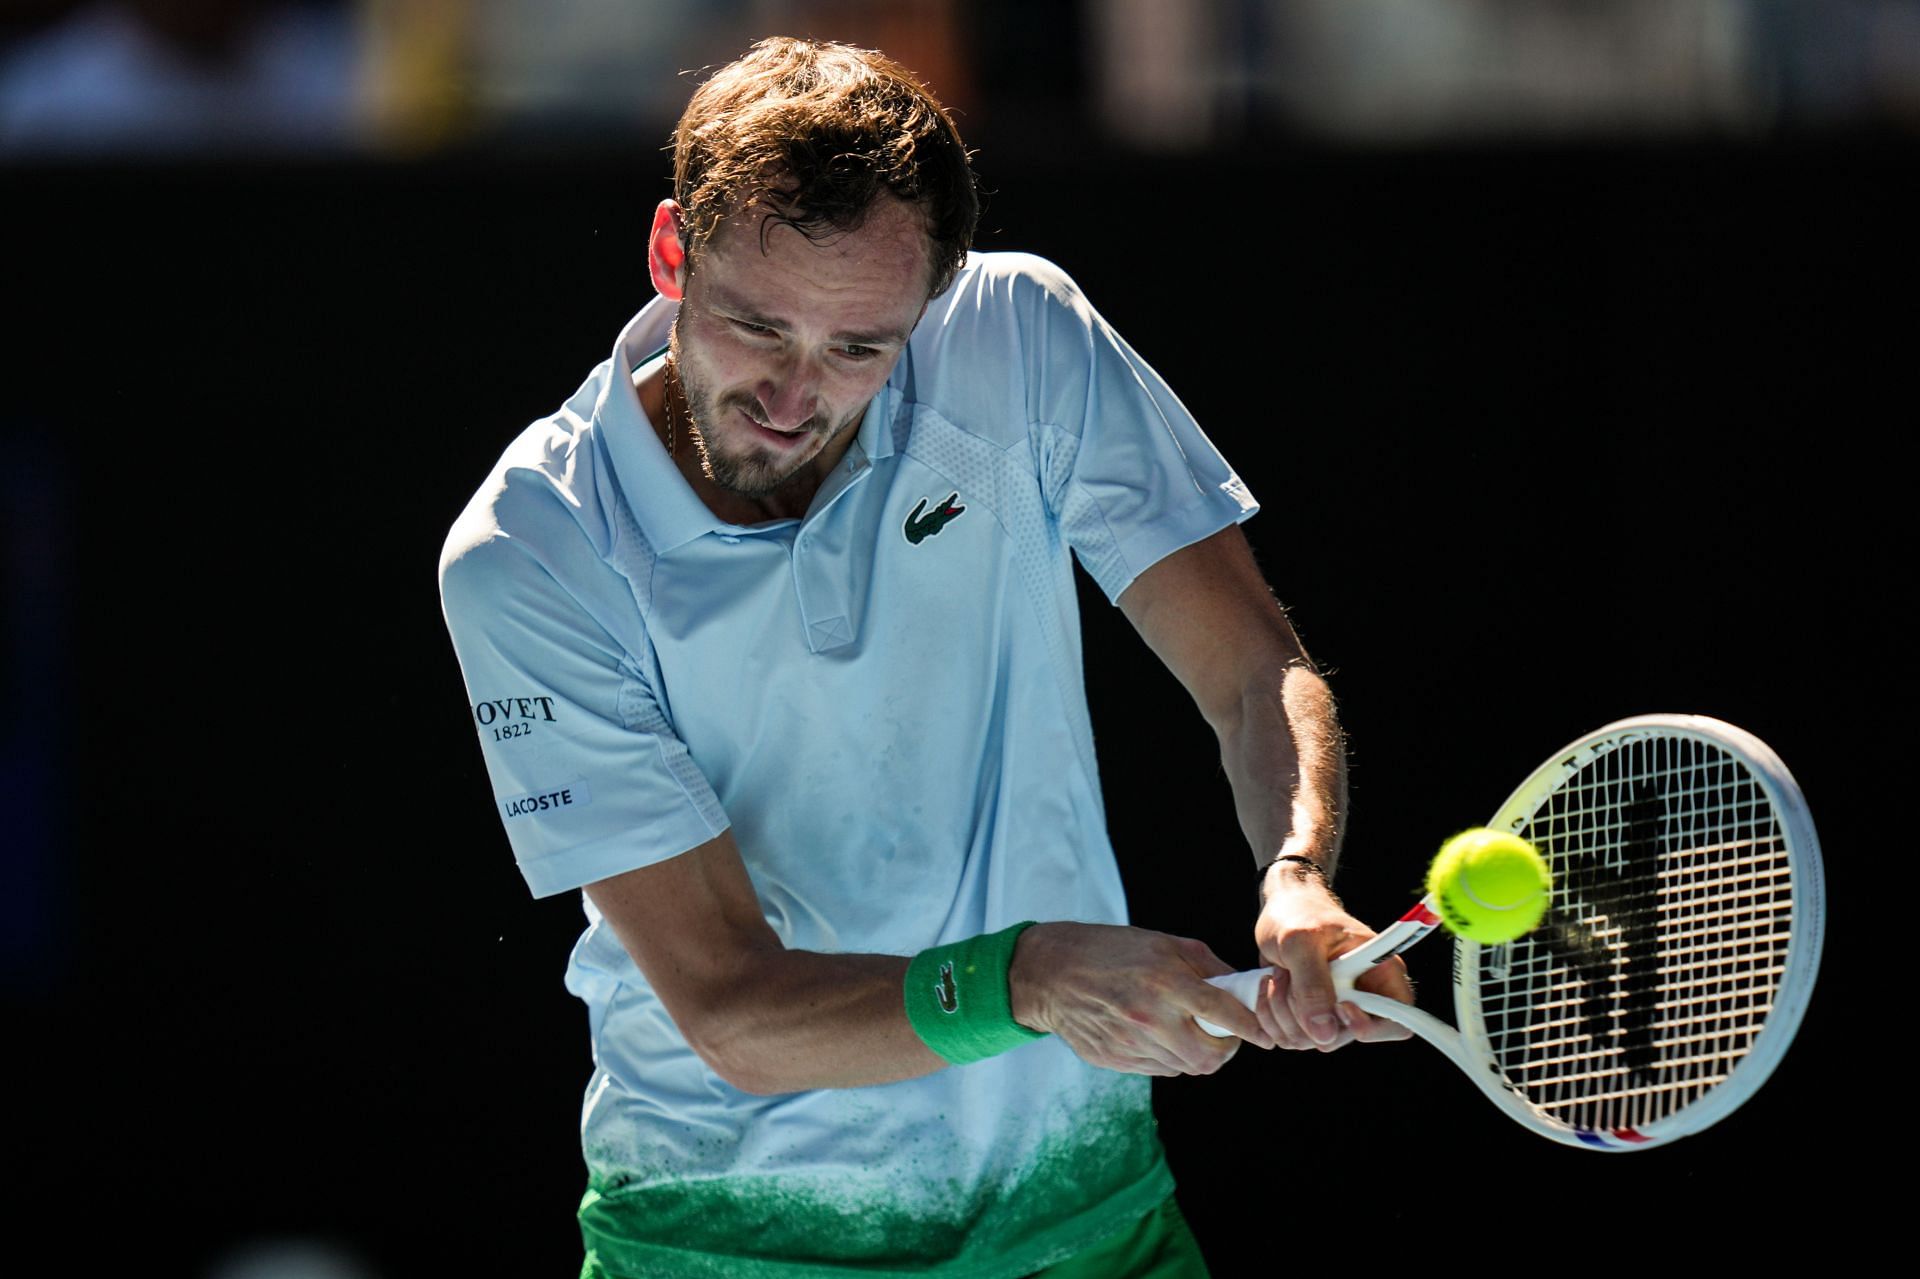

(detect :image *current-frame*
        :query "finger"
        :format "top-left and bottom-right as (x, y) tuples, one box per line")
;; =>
(1341, 1001), (1413, 1043)
(1145, 1012), (1246, 1074)
(1346, 956), (1416, 1043)
(1250, 977), (1283, 1044)
(1159, 937), (1267, 1044)
(1257, 970), (1319, 1052)
(1355, 953), (1416, 1005)
(1168, 1031), (1241, 1076)
(1111, 1019), (1217, 1077)
(1141, 1031), (1235, 1077)
(1188, 986), (1274, 1050)
(1316, 1003), (1358, 1052)
(1278, 934), (1344, 1047)
(1173, 939), (1270, 1047)
(1071, 1034), (1183, 1078)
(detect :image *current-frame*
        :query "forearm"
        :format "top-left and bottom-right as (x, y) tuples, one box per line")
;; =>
(629, 923), (1260, 1091)
(586, 824), (1261, 1095)
(683, 948), (945, 1095)
(1228, 669), (1414, 1048)
(639, 929), (1250, 1090)
(1218, 663), (1348, 877)
(1113, 528), (1348, 879)
(585, 846), (947, 1095)
(1110, 528), (1400, 1049)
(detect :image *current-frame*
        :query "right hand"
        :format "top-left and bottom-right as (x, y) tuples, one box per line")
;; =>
(1008, 922), (1276, 1076)
(1251, 867), (1414, 1051)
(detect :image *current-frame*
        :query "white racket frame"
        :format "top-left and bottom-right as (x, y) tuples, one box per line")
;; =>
(1203, 714), (1825, 1151)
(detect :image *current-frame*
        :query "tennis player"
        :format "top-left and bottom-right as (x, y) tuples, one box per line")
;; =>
(439, 37), (1411, 1279)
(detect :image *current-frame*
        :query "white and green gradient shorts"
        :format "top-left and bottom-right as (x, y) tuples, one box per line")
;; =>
(578, 1187), (1207, 1279)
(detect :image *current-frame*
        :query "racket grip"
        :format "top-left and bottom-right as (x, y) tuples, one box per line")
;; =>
(1194, 902), (1434, 1037)
(1198, 964), (1366, 1037)
(1196, 969), (1266, 1036)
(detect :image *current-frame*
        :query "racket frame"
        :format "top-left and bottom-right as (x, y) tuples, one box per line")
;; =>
(1206, 714), (1825, 1152)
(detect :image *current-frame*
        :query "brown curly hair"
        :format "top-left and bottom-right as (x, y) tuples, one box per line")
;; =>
(672, 38), (980, 297)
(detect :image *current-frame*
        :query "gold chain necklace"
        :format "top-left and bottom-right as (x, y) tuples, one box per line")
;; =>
(662, 357), (685, 458)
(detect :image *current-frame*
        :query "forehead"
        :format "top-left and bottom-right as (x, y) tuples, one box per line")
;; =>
(693, 195), (934, 322)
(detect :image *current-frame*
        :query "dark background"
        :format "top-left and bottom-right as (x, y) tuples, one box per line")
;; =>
(6, 136), (1896, 1273)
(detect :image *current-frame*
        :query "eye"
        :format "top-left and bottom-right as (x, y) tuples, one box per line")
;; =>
(839, 344), (880, 361)
(730, 319), (775, 336)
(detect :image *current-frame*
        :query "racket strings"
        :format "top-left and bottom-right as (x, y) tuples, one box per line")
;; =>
(1474, 733), (1795, 1135)
(1492, 962), (1786, 1026)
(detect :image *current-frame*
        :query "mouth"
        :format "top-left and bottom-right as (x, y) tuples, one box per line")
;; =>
(736, 405), (812, 450)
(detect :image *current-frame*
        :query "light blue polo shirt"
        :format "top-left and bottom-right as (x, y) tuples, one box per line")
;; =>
(439, 252), (1257, 1278)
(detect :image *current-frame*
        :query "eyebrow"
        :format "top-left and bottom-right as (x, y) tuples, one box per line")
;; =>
(708, 292), (912, 347)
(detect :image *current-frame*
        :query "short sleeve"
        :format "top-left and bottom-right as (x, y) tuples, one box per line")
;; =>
(439, 532), (728, 898)
(1013, 257), (1258, 602)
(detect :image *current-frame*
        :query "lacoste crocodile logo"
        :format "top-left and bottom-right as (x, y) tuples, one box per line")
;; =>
(935, 961), (959, 1013)
(904, 492), (966, 545)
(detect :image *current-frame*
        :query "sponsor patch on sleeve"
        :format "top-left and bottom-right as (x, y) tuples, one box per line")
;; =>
(473, 694), (558, 745)
(500, 778), (593, 820)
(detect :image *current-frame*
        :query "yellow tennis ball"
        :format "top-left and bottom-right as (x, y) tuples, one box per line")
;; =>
(1428, 829), (1552, 944)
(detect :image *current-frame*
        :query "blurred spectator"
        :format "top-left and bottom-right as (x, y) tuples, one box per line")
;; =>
(1749, 0), (1920, 124)
(1087, 0), (1920, 147)
(1239, 0), (1760, 142)
(5, 0), (1913, 159)
(0, 0), (360, 156)
(364, 1), (980, 151)
(453, 0), (971, 139)
(1089, 0), (1220, 148)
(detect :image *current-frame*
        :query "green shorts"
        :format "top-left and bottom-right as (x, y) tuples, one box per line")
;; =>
(1026, 1196), (1208, 1279)
(580, 1194), (1208, 1279)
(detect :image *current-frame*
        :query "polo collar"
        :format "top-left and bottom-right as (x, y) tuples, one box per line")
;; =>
(596, 297), (725, 555)
(857, 342), (909, 465)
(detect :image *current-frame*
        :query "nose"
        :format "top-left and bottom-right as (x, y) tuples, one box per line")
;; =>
(757, 357), (819, 431)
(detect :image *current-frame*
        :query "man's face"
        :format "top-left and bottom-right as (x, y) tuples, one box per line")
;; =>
(668, 194), (933, 501)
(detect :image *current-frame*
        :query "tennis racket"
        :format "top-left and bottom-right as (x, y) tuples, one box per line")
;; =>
(1200, 714), (1824, 1151)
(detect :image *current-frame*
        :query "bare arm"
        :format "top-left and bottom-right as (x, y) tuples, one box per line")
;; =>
(586, 828), (1275, 1095)
(1116, 527), (1345, 874)
(1118, 525), (1413, 1049)
(585, 831), (943, 1094)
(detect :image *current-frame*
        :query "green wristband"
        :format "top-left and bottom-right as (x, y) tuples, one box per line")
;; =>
(903, 921), (1047, 1065)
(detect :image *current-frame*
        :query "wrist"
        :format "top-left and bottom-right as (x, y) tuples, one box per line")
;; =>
(1259, 852), (1337, 904)
(904, 922), (1048, 1065)
(1007, 921), (1057, 1033)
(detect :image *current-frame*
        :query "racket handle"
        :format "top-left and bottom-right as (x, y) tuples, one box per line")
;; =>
(1195, 896), (1443, 1038)
(1195, 969), (1283, 1037)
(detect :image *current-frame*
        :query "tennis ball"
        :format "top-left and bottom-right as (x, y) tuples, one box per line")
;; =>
(1428, 828), (1552, 944)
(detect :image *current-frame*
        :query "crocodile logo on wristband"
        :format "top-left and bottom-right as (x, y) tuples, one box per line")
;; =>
(905, 923), (1045, 1065)
(936, 961), (959, 1013)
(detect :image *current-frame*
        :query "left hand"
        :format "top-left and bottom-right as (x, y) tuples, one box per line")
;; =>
(1010, 922), (1277, 1075)
(1251, 863), (1415, 1051)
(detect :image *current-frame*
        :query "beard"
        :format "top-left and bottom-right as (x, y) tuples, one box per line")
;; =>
(668, 321), (856, 500)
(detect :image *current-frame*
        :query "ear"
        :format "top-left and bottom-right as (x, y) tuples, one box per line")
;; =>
(648, 200), (689, 300)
